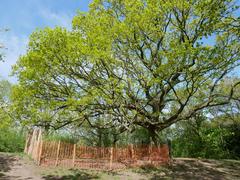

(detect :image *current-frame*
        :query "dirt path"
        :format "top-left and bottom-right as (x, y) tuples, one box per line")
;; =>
(0, 153), (42, 180)
(37, 158), (240, 180)
(1, 153), (240, 180)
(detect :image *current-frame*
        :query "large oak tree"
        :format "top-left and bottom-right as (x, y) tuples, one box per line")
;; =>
(13, 0), (240, 144)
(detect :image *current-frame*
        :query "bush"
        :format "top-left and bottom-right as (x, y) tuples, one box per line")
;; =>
(43, 133), (77, 144)
(171, 122), (240, 159)
(0, 128), (25, 153)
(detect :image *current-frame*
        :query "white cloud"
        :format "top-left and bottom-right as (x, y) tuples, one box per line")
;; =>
(0, 6), (74, 83)
(39, 8), (73, 29)
(0, 33), (28, 83)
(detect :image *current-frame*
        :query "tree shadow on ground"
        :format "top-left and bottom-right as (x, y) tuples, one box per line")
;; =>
(42, 169), (99, 180)
(166, 159), (225, 180)
(0, 153), (31, 180)
(200, 159), (240, 179)
(134, 158), (240, 180)
(0, 153), (17, 173)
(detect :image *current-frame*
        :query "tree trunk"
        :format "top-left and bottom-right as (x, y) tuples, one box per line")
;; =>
(148, 128), (159, 146)
(113, 134), (118, 147)
(98, 131), (102, 147)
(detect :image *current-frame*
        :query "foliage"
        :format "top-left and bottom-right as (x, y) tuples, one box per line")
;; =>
(169, 114), (240, 159)
(12, 0), (240, 145)
(0, 79), (13, 128)
(43, 132), (77, 144)
(0, 127), (25, 153)
(223, 123), (240, 159)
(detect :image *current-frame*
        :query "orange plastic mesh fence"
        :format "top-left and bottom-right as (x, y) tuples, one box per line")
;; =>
(25, 130), (170, 170)
(39, 141), (169, 170)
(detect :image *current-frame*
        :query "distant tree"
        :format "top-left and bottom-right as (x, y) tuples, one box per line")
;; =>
(0, 28), (9, 61)
(0, 79), (12, 128)
(170, 78), (240, 158)
(209, 78), (240, 124)
(13, 0), (240, 144)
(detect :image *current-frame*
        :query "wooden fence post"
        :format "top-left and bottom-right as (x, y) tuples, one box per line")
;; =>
(24, 133), (30, 154)
(149, 137), (153, 163)
(35, 129), (42, 162)
(28, 129), (37, 155)
(55, 141), (61, 167)
(38, 140), (43, 166)
(72, 144), (76, 168)
(131, 144), (135, 160)
(148, 143), (152, 162)
(32, 129), (38, 161)
(109, 147), (113, 170)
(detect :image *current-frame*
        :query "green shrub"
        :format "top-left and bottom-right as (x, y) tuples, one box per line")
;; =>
(43, 133), (77, 144)
(171, 123), (240, 159)
(0, 128), (25, 152)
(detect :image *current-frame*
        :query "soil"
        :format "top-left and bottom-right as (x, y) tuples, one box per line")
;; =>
(0, 153), (42, 180)
(1, 153), (240, 180)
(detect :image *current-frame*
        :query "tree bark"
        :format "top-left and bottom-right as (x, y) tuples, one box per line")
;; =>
(148, 127), (159, 146)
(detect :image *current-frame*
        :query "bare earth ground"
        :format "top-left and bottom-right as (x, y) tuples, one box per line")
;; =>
(1, 152), (240, 180)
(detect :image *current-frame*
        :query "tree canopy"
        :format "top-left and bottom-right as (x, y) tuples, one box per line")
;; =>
(12, 0), (240, 144)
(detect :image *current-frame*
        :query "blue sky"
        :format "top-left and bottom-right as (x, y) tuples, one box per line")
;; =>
(0, 0), (239, 83)
(0, 0), (92, 82)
